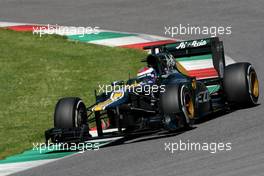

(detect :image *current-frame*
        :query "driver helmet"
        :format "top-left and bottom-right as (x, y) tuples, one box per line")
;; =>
(137, 67), (157, 84)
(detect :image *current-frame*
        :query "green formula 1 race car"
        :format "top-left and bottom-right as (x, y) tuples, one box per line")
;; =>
(45, 37), (259, 144)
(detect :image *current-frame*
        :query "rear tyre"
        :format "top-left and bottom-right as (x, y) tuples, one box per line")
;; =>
(54, 97), (87, 128)
(223, 62), (259, 106)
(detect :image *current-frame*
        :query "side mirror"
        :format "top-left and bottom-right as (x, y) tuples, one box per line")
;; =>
(161, 74), (169, 79)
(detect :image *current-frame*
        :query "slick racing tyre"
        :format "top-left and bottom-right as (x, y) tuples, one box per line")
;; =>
(180, 84), (195, 122)
(160, 84), (195, 130)
(223, 62), (259, 106)
(54, 97), (87, 128)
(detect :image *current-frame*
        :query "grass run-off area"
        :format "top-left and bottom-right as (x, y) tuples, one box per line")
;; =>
(0, 28), (146, 159)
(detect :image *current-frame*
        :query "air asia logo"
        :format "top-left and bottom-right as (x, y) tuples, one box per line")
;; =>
(176, 40), (207, 49)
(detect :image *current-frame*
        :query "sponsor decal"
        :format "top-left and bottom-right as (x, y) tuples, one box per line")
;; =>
(176, 40), (207, 49)
(197, 90), (210, 103)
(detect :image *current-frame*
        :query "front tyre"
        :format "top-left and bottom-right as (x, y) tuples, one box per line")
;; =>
(160, 84), (195, 131)
(54, 97), (87, 128)
(223, 62), (259, 106)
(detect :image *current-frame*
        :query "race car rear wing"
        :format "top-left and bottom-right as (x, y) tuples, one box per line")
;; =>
(144, 37), (226, 79)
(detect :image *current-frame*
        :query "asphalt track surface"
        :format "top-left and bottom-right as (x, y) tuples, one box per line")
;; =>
(1, 0), (264, 175)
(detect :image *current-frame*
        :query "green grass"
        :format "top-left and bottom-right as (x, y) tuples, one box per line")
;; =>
(0, 29), (146, 159)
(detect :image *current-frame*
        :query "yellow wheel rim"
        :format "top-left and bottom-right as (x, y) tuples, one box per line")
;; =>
(185, 95), (195, 119)
(250, 72), (259, 98)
